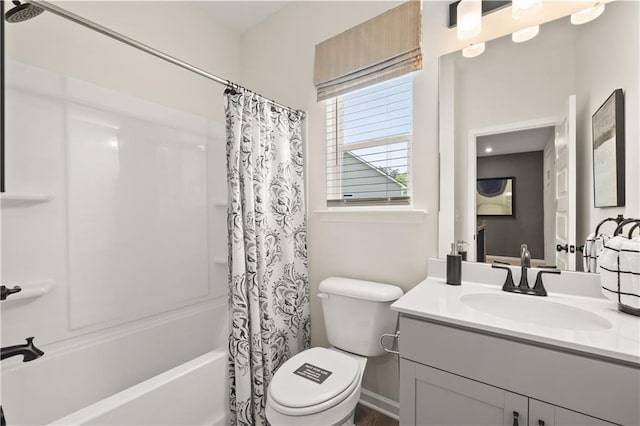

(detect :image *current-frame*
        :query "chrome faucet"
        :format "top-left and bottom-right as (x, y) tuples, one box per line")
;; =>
(1, 337), (44, 362)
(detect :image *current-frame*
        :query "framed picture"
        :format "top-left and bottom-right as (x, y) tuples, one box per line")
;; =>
(592, 89), (625, 208)
(477, 177), (514, 216)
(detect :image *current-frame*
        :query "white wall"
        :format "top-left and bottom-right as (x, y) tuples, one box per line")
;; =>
(575, 1), (640, 244)
(2, 0), (240, 358)
(239, 1), (461, 401)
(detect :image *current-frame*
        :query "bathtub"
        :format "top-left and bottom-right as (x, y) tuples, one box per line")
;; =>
(1, 301), (229, 425)
(50, 350), (228, 425)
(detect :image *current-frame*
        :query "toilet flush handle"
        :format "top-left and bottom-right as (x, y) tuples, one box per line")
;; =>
(379, 331), (400, 355)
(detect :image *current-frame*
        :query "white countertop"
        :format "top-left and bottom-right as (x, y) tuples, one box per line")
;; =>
(391, 276), (640, 366)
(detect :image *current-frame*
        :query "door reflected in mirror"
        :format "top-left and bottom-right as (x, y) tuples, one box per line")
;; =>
(475, 127), (561, 268)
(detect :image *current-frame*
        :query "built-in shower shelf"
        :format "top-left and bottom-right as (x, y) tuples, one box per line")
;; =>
(213, 256), (228, 265)
(1, 192), (53, 207)
(2, 280), (54, 303)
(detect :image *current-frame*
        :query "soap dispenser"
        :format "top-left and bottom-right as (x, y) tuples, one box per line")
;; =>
(446, 243), (462, 286)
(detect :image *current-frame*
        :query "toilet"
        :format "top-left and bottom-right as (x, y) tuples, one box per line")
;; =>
(265, 277), (403, 426)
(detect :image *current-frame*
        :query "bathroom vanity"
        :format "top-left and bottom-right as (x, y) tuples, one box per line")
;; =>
(391, 260), (640, 426)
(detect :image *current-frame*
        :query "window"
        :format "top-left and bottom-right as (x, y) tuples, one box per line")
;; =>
(326, 74), (412, 206)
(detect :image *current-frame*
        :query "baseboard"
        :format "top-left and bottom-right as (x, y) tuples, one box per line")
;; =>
(359, 389), (400, 420)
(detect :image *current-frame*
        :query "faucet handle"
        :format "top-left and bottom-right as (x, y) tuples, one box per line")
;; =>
(24, 337), (45, 358)
(492, 263), (515, 290)
(533, 270), (561, 296)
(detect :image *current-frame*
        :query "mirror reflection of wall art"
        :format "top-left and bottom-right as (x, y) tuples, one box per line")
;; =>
(592, 89), (625, 207)
(477, 177), (514, 216)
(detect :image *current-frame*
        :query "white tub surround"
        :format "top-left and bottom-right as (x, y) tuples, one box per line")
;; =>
(49, 350), (228, 426)
(393, 259), (639, 426)
(1, 302), (227, 425)
(2, 59), (230, 426)
(2, 59), (228, 346)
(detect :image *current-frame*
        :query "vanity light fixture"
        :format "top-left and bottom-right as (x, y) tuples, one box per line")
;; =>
(512, 25), (540, 43)
(571, 2), (605, 25)
(462, 42), (485, 58)
(457, 0), (482, 40)
(512, 0), (542, 19)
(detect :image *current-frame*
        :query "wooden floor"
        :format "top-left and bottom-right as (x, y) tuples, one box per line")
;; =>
(354, 404), (399, 426)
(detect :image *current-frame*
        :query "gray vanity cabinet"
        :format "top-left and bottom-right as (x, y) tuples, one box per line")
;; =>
(398, 316), (633, 426)
(400, 359), (528, 426)
(528, 400), (617, 426)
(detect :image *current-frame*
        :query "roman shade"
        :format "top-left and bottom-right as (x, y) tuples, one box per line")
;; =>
(313, 1), (422, 101)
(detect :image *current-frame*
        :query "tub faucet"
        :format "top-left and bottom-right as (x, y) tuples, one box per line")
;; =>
(1, 337), (44, 362)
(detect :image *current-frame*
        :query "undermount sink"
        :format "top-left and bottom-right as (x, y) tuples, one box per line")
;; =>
(460, 293), (613, 331)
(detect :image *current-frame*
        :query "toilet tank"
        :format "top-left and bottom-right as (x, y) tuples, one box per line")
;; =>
(318, 277), (403, 357)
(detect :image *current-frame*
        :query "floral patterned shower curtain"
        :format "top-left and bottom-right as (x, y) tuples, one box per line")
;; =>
(224, 88), (310, 426)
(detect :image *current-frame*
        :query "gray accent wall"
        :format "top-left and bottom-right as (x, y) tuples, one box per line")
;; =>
(477, 151), (544, 259)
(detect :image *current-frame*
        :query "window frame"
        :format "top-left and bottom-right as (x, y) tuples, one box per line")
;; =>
(326, 75), (413, 207)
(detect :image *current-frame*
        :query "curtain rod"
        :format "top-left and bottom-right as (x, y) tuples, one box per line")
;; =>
(29, 0), (305, 118)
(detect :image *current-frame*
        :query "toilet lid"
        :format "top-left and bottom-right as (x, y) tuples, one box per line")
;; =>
(269, 347), (359, 409)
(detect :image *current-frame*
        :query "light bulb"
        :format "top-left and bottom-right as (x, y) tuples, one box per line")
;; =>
(462, 42), (485, 58)
(512, 25), (540, 43)
(457, 0), (482, 40)
(571, 3), (605, 25)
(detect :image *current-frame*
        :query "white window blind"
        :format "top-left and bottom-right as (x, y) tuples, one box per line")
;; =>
(326, 74), (412, 207)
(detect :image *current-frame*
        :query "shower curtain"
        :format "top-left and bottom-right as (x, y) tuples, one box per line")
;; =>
(224, 88), (310, 426)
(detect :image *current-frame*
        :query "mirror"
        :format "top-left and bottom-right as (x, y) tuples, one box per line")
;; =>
(439, 1), (639, 272)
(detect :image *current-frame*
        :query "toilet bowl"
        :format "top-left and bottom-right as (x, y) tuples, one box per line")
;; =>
(265, 277), (403, 426)
(265, 347), (367, 426)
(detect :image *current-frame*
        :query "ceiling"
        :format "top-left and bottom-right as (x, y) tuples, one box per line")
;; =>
(477, 127), (555, 157)
(192, 1), (611, 41)
(194, 1), (289, 33)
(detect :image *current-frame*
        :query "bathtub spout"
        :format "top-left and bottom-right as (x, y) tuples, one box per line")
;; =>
(1, 337), (44, 362)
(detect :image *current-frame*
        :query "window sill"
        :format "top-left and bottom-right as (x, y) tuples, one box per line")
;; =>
(313, 208), (427, 224)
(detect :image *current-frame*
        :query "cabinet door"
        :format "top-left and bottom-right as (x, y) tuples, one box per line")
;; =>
(529, 399), (618, 426)
(400, 359), (528, 426)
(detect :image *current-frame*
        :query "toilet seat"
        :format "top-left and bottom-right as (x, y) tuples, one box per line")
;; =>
(268, 347), (361, 416)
